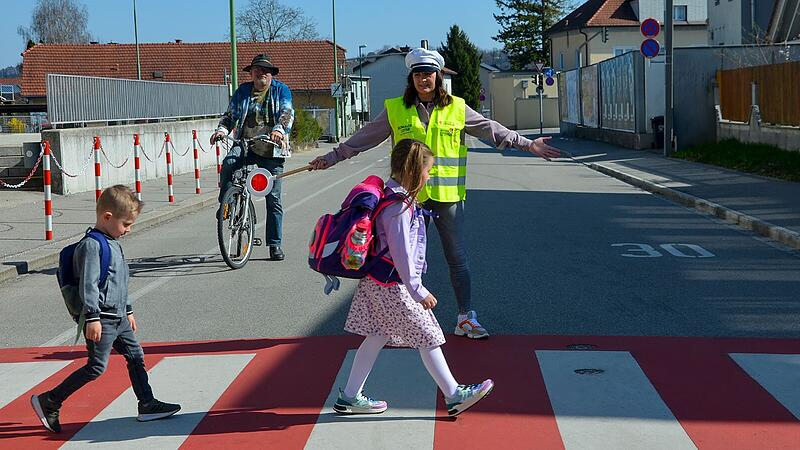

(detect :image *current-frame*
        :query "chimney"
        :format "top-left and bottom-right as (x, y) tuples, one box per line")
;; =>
(175, 39), (183, 44)
(420, 39), (428, 49)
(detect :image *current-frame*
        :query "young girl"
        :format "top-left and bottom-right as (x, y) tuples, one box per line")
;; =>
(334, 139), (493, 417)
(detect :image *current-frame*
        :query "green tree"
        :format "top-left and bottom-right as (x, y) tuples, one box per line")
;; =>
(439, 25), (482, 109)
(493, 0), (568, 70)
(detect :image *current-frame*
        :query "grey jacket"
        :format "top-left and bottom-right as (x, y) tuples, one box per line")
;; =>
(73, 233), (132, 322)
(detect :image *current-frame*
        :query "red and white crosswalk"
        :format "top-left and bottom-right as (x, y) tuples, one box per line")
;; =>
(1, 335), (799, 449)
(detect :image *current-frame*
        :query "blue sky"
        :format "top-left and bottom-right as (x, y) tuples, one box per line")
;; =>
(3, 0), (508, 69)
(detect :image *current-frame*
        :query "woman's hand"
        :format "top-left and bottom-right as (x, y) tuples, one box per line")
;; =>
(420, 293), (438, 310)
(527, 136), (561, 161)
(308, 156), (330, 170)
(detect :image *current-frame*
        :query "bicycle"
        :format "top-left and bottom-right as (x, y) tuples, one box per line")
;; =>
(215, 134), (283, 269)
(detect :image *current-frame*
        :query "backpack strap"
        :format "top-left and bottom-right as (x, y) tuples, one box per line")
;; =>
(84, 229), (111, 288)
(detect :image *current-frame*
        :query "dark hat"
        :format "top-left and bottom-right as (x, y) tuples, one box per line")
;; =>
(244, 54), (279, 75)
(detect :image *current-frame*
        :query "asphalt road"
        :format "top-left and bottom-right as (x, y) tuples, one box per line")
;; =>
(2, 136), (799, 348)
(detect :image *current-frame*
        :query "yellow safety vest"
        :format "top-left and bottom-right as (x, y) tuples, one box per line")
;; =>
(385, 96), (467, 202)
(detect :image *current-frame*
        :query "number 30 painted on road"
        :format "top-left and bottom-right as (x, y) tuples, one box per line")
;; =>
(612, 243), (716, 258)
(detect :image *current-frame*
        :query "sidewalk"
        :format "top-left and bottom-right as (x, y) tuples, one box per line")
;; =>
(0, 142), (336, 284)
(527, 131), (800, 251)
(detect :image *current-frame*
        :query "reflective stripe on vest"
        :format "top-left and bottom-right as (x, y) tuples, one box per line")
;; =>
(385, 96), (467, 202)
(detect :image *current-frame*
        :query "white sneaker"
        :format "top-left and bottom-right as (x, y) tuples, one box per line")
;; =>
(454, 311), (489, 339)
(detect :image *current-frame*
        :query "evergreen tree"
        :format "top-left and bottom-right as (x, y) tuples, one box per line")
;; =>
(439, 25), (482, 109)
(493, 0), (568, 70)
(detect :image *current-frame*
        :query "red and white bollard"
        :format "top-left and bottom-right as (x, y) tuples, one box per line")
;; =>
(133, 134), (142, 200)
(94, 136), (102, 201)
(192, 130), (201, 194)
(215, 142), (222, 187)
(43, 141), (53, 241)
(164, 133), (174, 203)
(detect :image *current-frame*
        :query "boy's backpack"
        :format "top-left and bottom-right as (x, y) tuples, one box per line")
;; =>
(57, 229), (111, 343)
(308, 175), (410, 294)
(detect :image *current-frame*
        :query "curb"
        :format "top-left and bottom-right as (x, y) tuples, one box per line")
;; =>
(0, 192), (218, 285)
(589, 163), (800, 251)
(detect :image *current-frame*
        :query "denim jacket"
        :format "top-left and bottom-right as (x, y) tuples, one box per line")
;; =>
(373, 178), (430, 302)
(217, 80), (294, 141)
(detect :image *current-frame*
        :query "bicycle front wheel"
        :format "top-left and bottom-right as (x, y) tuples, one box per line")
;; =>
(217, 186), (255, 269)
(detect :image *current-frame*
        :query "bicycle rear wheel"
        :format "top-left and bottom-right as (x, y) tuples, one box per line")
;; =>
(217, 186), (255, 269)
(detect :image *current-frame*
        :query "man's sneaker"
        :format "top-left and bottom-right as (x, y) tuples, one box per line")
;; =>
(31, 393), (61, 433)
(454, 311), (489, 339)
(445, 379), (494, 417)
(333, 389), (388, 414)
(137, 399), (181, 422)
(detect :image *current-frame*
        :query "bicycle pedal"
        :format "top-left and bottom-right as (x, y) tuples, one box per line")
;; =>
(253, 238), (263, 246)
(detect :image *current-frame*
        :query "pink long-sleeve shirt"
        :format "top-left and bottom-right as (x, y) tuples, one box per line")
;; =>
(323, 100), (534, 167)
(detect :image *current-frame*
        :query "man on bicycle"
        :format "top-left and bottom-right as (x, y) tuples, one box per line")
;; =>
(211, 54), (294, 261)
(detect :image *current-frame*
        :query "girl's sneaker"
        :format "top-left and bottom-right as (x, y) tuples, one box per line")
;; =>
(333, 389), (388, 414)
(445, 379), (494, 417)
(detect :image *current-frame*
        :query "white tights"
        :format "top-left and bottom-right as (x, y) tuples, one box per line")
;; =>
(343, 335), (459, 399)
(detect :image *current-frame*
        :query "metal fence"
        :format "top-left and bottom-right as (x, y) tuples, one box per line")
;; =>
(305, 108), (334, 136)
(0, 114), (48, 133)
(46, 74), (228, 125)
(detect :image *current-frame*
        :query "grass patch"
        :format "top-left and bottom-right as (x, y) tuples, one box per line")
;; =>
(673, 139), (800, 182)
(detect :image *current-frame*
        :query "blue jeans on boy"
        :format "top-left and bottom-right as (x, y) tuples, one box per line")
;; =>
(421, 199), (471, 313)
(49, 316), (154, 406)
(219, 146), (284, 247)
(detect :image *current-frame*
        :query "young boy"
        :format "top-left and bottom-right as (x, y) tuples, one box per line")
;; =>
(31, 185), (180, 433)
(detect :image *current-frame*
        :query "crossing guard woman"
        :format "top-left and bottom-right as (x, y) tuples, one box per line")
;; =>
(309, 48), (561, 339)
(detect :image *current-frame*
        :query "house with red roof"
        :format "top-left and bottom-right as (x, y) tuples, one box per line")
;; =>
(20, 40), (346, 110)
(546, 0), (708, 70)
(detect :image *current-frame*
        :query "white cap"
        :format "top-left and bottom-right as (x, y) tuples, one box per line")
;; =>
(405, 48), (445, 73)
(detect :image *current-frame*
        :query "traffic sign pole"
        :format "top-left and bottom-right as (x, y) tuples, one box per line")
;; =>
(665, 0), (674, 156)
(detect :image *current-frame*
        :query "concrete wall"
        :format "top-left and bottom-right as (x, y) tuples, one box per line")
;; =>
(719, 112), (800, 152)
(672, 44), (800, 150)
(515, 98), (561, 129)
(707, 0), (776, 45)
(491, 73), (559, 129)
(42, 119), (219, 194)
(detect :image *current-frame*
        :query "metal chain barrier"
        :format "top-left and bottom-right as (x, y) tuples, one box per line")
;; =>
(50, 143), (95, 178)
(100, 144), (131, 169)
(170, 140), (191, 157)
(0, 146), (44, 188)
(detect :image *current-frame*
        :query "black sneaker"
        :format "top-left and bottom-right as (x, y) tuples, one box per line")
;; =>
(31, 393), (61, 433)
(137, 399), (181, 422)
(270, 246), (285, 261)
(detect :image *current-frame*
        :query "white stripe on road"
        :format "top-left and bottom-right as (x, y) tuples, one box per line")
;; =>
(304, 348), (437, 450)
(536, 350), (696, 450)
(730, 353), (800, 420)
(40, 157), (388, 347)
(62, 354), (254, 449)
(0, 361), (71, 409)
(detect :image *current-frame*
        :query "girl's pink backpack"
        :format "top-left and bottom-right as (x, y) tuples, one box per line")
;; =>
(308, 175), (406, 294)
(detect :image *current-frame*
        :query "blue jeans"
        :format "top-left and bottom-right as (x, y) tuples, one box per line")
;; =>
(49, 316), (154, 406)
(219, 146), (284, 246)
(422, 199), (471, 313)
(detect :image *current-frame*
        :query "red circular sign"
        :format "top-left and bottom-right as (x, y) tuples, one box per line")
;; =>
(641, 18), (660, 38)
(250, 173), (269, 192)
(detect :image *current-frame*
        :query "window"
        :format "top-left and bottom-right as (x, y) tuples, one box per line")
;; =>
(673, 5), (688, 21)
(575, 48), (583, 67)
(560, 53), (565, 69)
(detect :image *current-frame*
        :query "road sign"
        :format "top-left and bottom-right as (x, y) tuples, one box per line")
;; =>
(641, 18), (660, 38)
(534, 61), (545, 72)
(479, 94), (486, 101)
(640, 38), (660, 59)
(545, 76), (555, 86)
(543, 67), (555, 78)
(330, 83), (343, 98)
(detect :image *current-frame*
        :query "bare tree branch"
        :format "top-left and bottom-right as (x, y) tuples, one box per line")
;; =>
(236, 0), (319, 42)
(18, 0), (93, 45)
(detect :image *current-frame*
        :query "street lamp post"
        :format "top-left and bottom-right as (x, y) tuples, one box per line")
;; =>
(358, 44), (366, 126)
(229, 0), (237, 91)
(133, 0), (141, 80)
(332, 0), (340, 141)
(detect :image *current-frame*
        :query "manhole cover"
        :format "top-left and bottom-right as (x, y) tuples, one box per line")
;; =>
(567, 344), (597, 350)
(574, 368), (605, 375)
